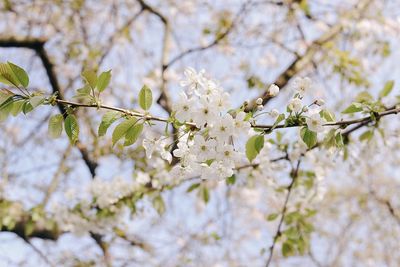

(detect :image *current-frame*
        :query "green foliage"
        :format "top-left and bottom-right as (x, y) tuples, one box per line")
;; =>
(138, 85), (153, 110)
(0, 62), (29, 88)
(300, 127), (317, 148)
(379, 80), (394, 99)
(98, 111), (120, 137)
(96, 70), (112, 92)
(200, 185), (210, 204)
(124, 123), (143, 146)
(29, 95), (45, 108)
(342, 102), (363, 114)
(320, 109), (335, 122)
(359, 129), (374, 142)
(266, 213), (279, 221)
(48, 114), (64, 139)
(186, 183), (201, 193)
(226, 174), (236, 185)
(112, 117), (140, 146)
(73, 85), (92, 102)
(246, 135), (264, 162)
(152, 195), (166, 215)
(64, 114), (79, 144)
(81, 70), (97, 89)
(7, 62), (29, 87)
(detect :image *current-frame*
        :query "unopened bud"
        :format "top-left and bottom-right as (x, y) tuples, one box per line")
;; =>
(257, 104), (264, 111)
(316, 99), (325, 106)
(256, 98), (263, 105)
(268, 84), (280, 97)
(270, 109), (279, 118)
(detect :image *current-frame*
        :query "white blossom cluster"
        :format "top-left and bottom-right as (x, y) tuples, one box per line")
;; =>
(143, 67), (254, 181)
(140, 68), (331, 183)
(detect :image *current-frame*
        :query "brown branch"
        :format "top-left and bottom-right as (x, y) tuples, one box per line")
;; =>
(265, 160), (302, 267)
(54, 99), (400, 133)
(245, 0), (373, 111)
(245, 23), (342, 111)
(0, 38), (98, 177)
(165, 0), (251, 70)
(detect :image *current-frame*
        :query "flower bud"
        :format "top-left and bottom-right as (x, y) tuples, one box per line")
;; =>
(270, 109), (279, 118)
(268, 84), (280, 97)
(316, 99), (325, 106)
(257, 104), (264, 111)
(256, 97), (263, 105)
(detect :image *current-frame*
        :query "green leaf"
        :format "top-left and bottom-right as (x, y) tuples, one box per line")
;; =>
(359, 130), (374, 142)
(152, 195), (165, 215)
(186, 183), (201, 193)
(98, 111), (120, 137)
(272, 113), (285, 129)
(246, 135), (264, 162)
(0, 96), (14, 121)
(379, 80), (394, 98)
(64, 114), (79, 144)
(22, 101), (33, 114)
(320, 109), (335, 122)
(48, 114), (64, 139)
(282, 242), (295, 257)
(266, 213), (279, 221)
(355, 91), (373, 103)
(342, 103), (363, 114)
(96, 70), (111, 92)
(7, 62), (29, 87)
(124, 123), (143, 146)
(81, 70), (97, 88)
(201, 186), (210, 204)
(112, 117), (137, 146)
(0, 63), (19, 87)
(29, 95), (45, 108)
(10, 99), (24, 116)
(335, 132), (344, 148)
(138, 85), (152, 110)
(226, 174), (236, 185)
(300, 127), (317, 148)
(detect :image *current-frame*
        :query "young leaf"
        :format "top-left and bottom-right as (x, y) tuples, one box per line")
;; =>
(81, 70), (97, 88)
(300, 127), (317, 148)
(124, 123), (143, 146)
(138, 85), (152, 110)
(10, 99), (24, 116)
(359, 130), (374, 142)
(7, 62), (29, 87)
(48, 114), (64, 139)
(201, 186), (210, 204)
(152, 195), (166, 215)
(0, 63), (19, 87)
(335, 132), (344, 148)
(320, 109), (335, 122)
(379, 80), (394, 98)
(246, 135), (264, 162)
(112, 117), (137, 146)
(186, 183), (200, 193)
(29, 95), (45, 108)
(282, 242), (295, 257)
(64, 114), (79, 144)
(98, 111), (120, 136)
(0, 96), (14, 121)
(266, 213), (279, 221)
(22, 101), (33, 114)
(342, 103), (363, 114)
(96, 70), (111, 92)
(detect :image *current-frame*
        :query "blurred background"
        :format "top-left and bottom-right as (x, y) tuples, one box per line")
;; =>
(1, 0), (400, 266)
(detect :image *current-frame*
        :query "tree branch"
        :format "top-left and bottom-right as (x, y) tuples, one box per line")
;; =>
(265, 160), (302, 267)
(245, 0), (373, 111)
(0, 37), (98, 176)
